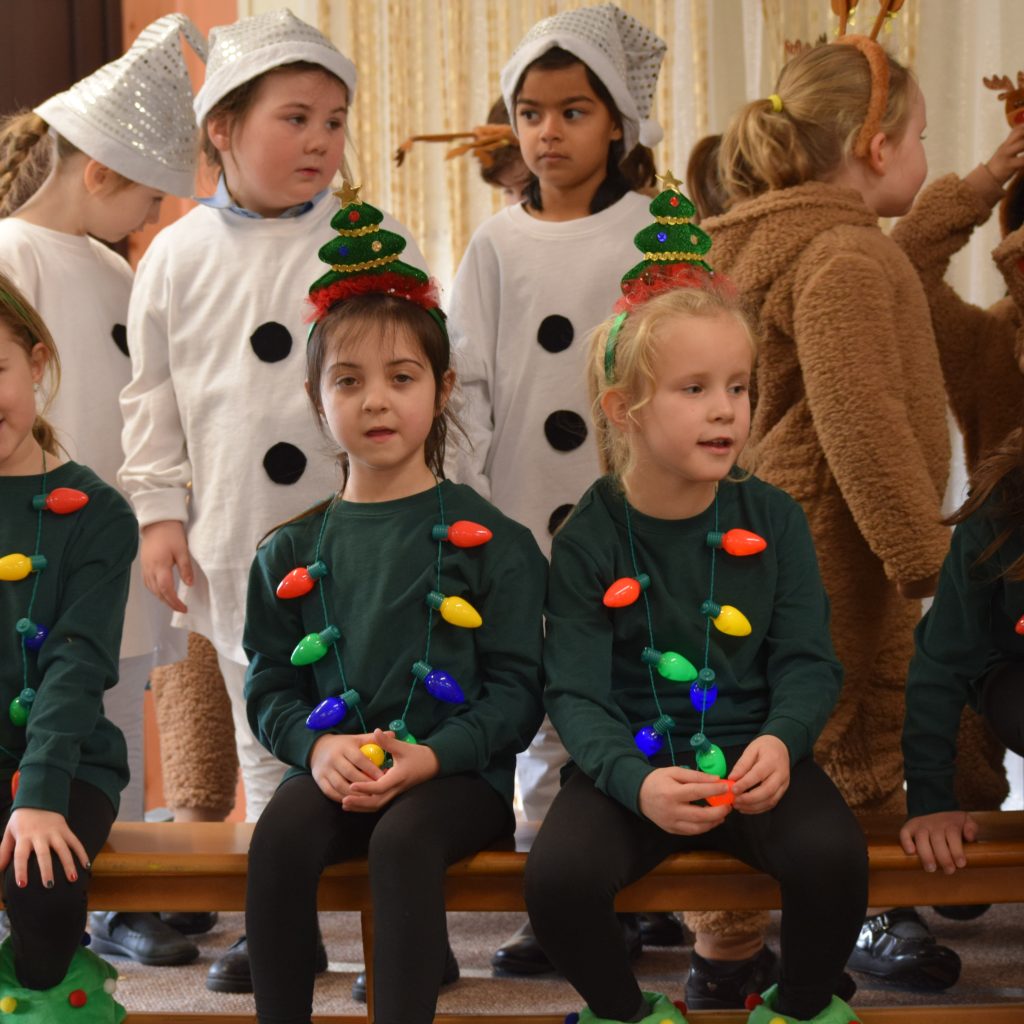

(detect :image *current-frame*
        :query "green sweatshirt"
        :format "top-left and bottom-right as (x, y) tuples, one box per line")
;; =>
(244, 480), (546, 809)
(903, 492), (1024, 817)
(545, 475), (843, 816)
(1, 462), (134, 817)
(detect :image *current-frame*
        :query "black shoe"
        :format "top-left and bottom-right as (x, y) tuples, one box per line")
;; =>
(932, 903), (991, 921)
(88, 912), (199, 966)
(352, 941), (458, 1002)
(685, 945), (779, 1010)
(491, 916), (641, 978)
(847, 907), (961, 991)
(637, 911), (688, 947)
(206, 934), (328, 994)
(159, 911), (219, 935)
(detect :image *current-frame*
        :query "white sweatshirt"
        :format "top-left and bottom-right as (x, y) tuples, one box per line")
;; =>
(119, 191), (425, 664)
(447, 191), (651, 556)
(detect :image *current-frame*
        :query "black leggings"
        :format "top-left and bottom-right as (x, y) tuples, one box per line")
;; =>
(0, 780), (115, 989)
(979, 662), (1024, 755)
(526, 757), (868, 1022)
(246, 772), (513, 1024)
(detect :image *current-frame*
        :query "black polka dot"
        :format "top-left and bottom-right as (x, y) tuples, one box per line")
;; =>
(548, 504), (574, 536)
(536, 315), (574, 353)
(544, 410), (588, 452)
(250, 322), (293, 363)
(262, 442), (307, 484)
(110, 324), (129, 356)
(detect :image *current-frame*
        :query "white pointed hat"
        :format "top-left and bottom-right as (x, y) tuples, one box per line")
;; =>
(35, 14), (206, 198)
(194, 9), (357, 126)
(501, 3), (666, 154)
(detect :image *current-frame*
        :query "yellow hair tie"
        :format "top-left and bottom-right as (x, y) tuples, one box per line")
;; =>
(768, 94), (784, 113)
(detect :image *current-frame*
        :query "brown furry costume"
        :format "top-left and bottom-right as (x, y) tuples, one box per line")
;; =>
(682, 182), (951, 937)
(149, 632), (238, 816)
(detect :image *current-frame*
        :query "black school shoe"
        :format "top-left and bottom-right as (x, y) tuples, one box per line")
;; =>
(352, 942), (459, 1002)
(847, 907), (961, 990)
(159, 911), (219, 935)
(88, 912), (199, 966)
(638, 912), (689, 947)
(206, 933), (329, 994)
(491, 915), (643, 977)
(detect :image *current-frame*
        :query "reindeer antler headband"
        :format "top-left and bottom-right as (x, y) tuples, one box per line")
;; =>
(831, 0), (906, 158)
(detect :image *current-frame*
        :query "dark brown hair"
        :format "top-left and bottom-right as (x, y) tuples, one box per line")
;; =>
(513, 47), (656, 214)
(686, 134), (728, 222)
(947, 427), (1024, 580)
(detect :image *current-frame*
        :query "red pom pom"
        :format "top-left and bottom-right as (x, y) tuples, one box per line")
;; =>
(68, 989), (87, 1008)
(348, 211), (360, 222)
(744, 993), (763, 1010)
(308, 273), (442, 323)
(669, 195), (680, 206)
(673, 999), (688, 1013)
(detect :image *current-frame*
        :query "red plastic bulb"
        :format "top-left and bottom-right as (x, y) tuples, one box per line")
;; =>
(603, 573), (650, 608)
(707, 528), (767, 556)
(1015, 614), (1024, 636)
(32, 488), (89, 514)
(431, 520), (493, 547)
(276, 560), (328, 599)
(10, 770), (19, 800)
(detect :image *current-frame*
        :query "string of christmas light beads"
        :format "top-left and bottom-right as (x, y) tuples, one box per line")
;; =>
(274, 482), (493, 762)
(605, 490), (766, 801)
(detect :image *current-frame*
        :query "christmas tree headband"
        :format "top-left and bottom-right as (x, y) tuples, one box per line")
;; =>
(308, 182), (446, 337)
(603, 170), (717, 383)
(831, 0), (906, 158)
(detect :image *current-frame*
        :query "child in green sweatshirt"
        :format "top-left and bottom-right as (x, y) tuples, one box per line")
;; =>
(901, 427), (1024, 873)
(242, 190), (546, 1024)
(0, 273), (130, 1019)
(524, 189), (867, 1024)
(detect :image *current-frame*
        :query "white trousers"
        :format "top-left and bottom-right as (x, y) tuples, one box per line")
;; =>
(515, 714), (568, 823)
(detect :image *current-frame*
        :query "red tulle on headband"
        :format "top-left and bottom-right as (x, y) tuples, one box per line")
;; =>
(307, 273), (442, 323)
(613, 263), (735, 314)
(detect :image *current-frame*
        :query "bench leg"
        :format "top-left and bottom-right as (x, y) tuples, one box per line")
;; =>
(360, 909), (374, 1024)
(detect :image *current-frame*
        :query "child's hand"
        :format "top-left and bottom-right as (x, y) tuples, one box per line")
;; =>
(309, 733), (386, 804)
(342, 729), (441, 813)
(986, 124), (1024, 186)
(638, 766), (733, 835)
(899, 810), (979, 874)
(0, 808), (89, 889)
(140, 520), (193, 613)
(730, 735), (790, 814)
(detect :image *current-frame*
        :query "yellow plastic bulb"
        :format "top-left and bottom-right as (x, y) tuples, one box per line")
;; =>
(0, 553), (46, 582)
(441, 596), (481, 628)
(713, 604), (751, 637)
(360, 743), (386, 768)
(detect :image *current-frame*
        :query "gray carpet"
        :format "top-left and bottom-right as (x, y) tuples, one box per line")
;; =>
(108, 905), (1023, 1016)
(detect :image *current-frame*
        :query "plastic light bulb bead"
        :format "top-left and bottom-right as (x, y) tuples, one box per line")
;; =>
(10, 770), (19, 800)
(290, 625), (341, 666)
(1016, 614), (1024, 636)
(706, 528), (767, 556)
(412, 660), (466, 703)
(390, 719), (418, 743)
(700, 599), (752, 637)
(603, 573), (650, 608)
(276, 560), (328, 599)
(707, 779), (735, 807)
(15, 618), (48, 651)
(8, 688), (35, 727)
(426, 590), (482, 628)
(690, 732), (727, 778)
(32, 488), (89, 515)
(360, 742), (386, 768)
(431, 520), (493, 547)
(690, 667), (718, 711)
(634, 713), (675, 758)
(0, 553), (47, 582)
(641, 645), (697, 682)
(305, 688), (360, 730)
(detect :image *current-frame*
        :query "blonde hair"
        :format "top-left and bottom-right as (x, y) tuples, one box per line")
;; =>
(588, 286), (758, 480)
(0, 109), (132, 217)
(719, 43), (916, 204)
(0, 271), (62, 455)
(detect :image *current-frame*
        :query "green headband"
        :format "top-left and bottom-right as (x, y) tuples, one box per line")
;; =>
(0, 287), (34, 328)
(604, 311), (629, 383)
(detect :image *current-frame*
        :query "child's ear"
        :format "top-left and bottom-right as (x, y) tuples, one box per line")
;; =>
(599, 388), (631, 431)
(82, 160), (116, 196)
(29, 342), (49, 385)
(436, 369), (456, 414)
(865, 131), (889, 176)
(205, 113), (233, 155)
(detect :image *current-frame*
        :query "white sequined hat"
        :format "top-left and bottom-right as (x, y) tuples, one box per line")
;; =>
(34, 14), (206, 198)
(501, 3), (666, 154)
(194, 9), (357, 127)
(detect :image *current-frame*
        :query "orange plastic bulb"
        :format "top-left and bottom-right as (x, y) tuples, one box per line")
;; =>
(32, 488), (89, 514)
(707, 529), (766, 556)
(433, 520), (493, 547)
(603, 573), (650, 608)
(707, 779), (735, 807)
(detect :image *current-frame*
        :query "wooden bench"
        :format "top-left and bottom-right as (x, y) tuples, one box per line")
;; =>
(86, 811), (1024, 1024)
